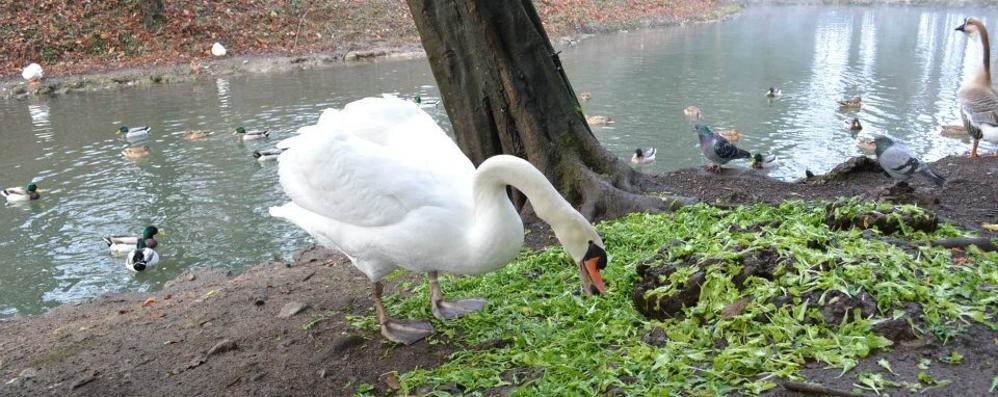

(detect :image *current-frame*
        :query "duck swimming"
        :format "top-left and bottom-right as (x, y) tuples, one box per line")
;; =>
(631, 148), (656, 164)
(766, 87), (782, 97)
(838, 96), (863, 109)
(118, 126), (151, 140)
(183, 130), (212, 140)
(234, 127), (270, 140)
(2, 183), (40, 202)
(104, 226), (161, 256)
(125, 239), (160, 272)
(585, 115), (613, 126)
(122, 145), (151, 159)
(847, 118), (863, 131)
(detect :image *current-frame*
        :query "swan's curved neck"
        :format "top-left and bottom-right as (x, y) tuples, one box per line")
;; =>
(468, 155), (587, 267)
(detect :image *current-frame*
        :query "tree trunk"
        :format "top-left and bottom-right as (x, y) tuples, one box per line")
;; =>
(140, 0), (166, 31)
(406, 0), (689, 221)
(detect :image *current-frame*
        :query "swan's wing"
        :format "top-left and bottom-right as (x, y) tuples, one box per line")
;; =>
(277, 96), (474, 227)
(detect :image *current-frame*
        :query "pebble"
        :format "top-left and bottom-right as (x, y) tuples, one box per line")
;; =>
(277, 301), (309, 318)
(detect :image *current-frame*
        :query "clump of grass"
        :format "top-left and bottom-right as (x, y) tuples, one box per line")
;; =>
(361, 201), (996, 395)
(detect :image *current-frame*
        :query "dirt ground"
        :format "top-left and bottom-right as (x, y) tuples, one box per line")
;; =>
(0, 155), (993, 397)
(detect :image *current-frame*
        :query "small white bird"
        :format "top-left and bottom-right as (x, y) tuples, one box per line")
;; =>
(211, 42), (227, 57)
(631, 148), (656, 164)
(21, 63), (43, 82)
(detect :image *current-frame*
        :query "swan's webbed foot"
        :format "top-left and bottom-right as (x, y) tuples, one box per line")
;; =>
(372, 280), (433, 345)
(432, 298), (487, 320)
(380, 319), (435, 345)
(428, 271), (487, 320)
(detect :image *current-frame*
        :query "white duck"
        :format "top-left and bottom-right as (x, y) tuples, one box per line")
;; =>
(103, 226), (161, 256)
(125, 239), (160, 272)
(631, 148), (656, 164)
(211, 42), (227, 57)
(21, 63), (43, 82)
(270, 96), (608, 345)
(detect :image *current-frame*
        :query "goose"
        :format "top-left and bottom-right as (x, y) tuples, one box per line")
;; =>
(717, 128), (742, 142)
(125, 239), (160, 272)
(2, 183), (40, 202)
(631, 148), (656, 164)
(253, 147), (286, 162)
(683, 106), (701, 119)
(585, 115), (613, 126)
(270, 96), (608, 345)
(122, 145), (151, 159)
(838, 96), (863, 109)
(211, 42), (227, 57)
(694, 124), (750, 173)
(234, 127), (269, 140)
(579, 91), (592, 101)
(956, 17), (998, 157)
(21, 63), (43, 82)
(103, 226), (161, 256)
(847, 118), (863, 131)
(766, 87), (782, 97)
(117, 126), (151, 140)
(183, 130), (212, 140)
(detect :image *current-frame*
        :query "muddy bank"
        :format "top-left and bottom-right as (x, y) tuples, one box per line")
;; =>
(0, 154), (993, 396)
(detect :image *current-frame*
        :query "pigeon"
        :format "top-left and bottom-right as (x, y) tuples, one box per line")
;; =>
(872, 135), (946, 187)
(694, 124), (751, 172)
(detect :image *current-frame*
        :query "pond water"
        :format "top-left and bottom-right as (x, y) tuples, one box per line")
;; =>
(0, 5), (993, 316)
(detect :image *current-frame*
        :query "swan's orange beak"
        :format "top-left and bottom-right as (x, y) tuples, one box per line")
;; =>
(583, 257), (606, 295)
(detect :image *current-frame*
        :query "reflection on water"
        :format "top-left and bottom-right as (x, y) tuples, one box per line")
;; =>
(0, 5), (994, 316)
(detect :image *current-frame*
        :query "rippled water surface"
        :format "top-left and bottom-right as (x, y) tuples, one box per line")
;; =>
(1, 5), (994, 316)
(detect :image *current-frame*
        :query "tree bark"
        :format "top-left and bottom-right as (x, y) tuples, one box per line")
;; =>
(406, 0), (689, 220)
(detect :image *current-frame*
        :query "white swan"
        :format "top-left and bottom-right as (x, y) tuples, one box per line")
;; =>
(270, 96), (607, 345)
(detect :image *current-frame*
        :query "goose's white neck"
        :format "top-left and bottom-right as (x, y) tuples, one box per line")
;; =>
(467, 155), (594, 272)
(966, 22), (993, 87)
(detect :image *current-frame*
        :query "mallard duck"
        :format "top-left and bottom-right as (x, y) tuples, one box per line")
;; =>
(717, 128), (742, 142)
(211, 42), (227, 57)
(117, 126), (151, 140)
(234, 127), (269, 140)
(751, 153), (777, 169)
(103, 226), (161, 256)
(414, 95), (439, 108)
(125, 239), (160, 272)
(631, 148), (656, 164)
(766, 87), (782, 97)
(122, 145), (151, 159)
(183, 130), (212, 140)
(585, 115), (613, 126)
(270, 96), (607, 345)
(956, 18), (998, 158)
(847, 118), (863, 131)
(683, 106), (702, 119)
(253, 147), (287, 162)
(21, 63), (43, 82)
(838, 96), (863, 109)
(579, 91), (592, 101)
(2, 183), (40, 202)
(695, 124), (750, 173)
(939, 125), (968, 136)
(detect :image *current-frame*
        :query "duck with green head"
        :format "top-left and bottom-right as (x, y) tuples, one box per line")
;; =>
(234, 127), (270, 141)
(103, 226), (162, 256)
(2, 183), (40, 202)
(126, 238), (160, 272)
(117, 125), (151, 140)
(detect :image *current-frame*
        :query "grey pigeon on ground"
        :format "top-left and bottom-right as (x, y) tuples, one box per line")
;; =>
(873, 135), (946, 187)
(695, 124), (750, 172)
